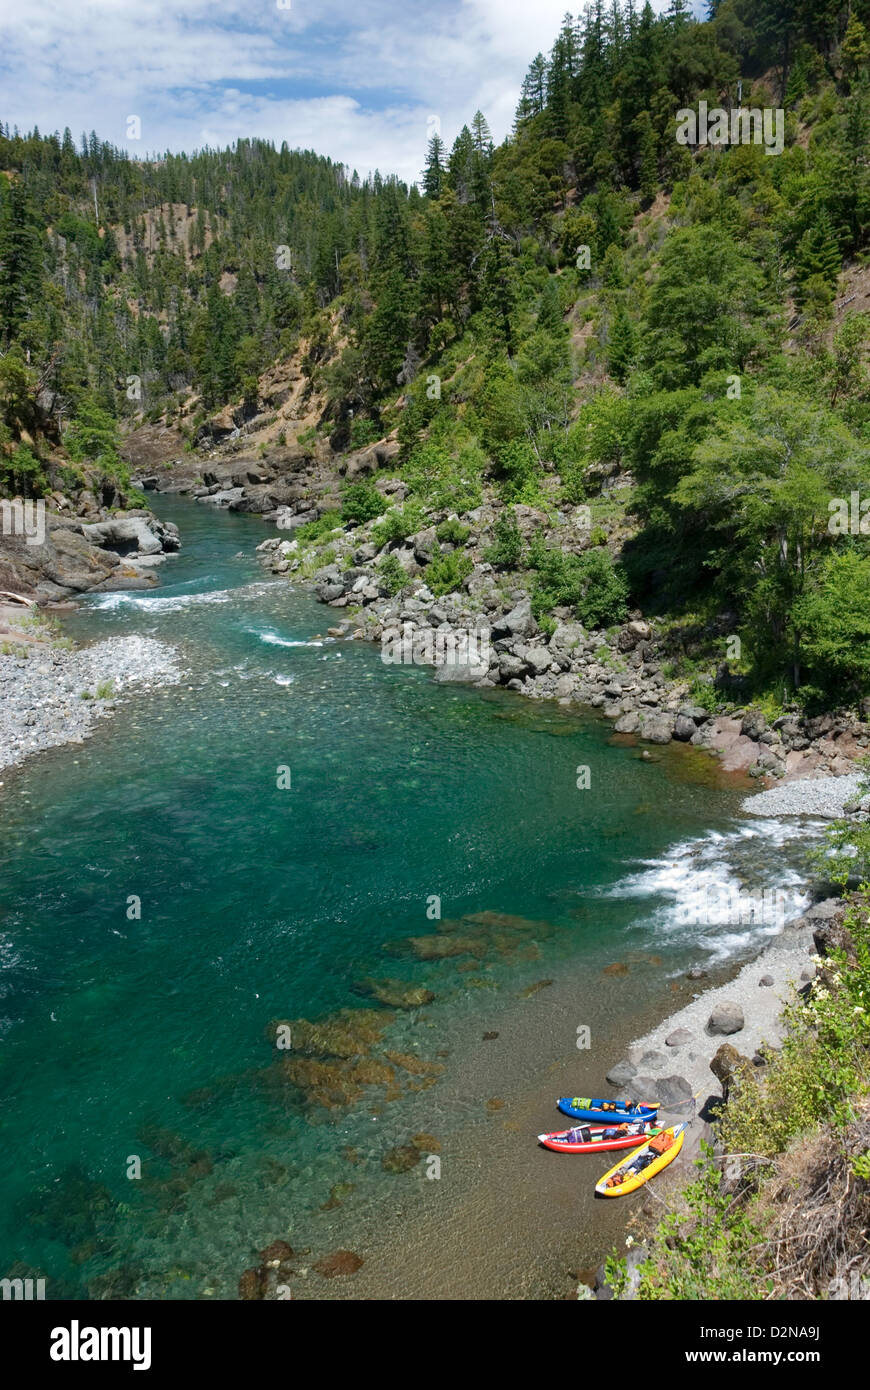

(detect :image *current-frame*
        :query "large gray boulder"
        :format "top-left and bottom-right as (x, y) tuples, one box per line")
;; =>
(605, 1060), (637, 1087)
(82, 517), (163, 555)
(706, 1001), (744, 1036)
(492, 597), (537, 639)
(638, 712), (674, 745)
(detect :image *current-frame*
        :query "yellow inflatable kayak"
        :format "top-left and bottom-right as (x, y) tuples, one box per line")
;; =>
(594, 1121), (688, 1196)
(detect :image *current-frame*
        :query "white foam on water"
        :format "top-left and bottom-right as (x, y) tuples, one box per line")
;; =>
(250, 628), (324, 649)
(603, 816), (819, 964)
(88, 587), (233, 613)
(88, 579), (283, 615)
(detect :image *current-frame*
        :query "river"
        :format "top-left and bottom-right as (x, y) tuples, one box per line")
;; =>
(0, 497), (816, 1299)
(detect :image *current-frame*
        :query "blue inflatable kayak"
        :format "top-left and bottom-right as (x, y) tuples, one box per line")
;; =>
(557, 1096), (659, 1124)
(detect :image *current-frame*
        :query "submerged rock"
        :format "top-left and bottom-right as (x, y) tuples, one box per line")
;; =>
(312, 1250), (364, 1278)
(352, 977), (435, 1009)
(381, 1144), (422, 1173)
(606, 1060), (637, 1086)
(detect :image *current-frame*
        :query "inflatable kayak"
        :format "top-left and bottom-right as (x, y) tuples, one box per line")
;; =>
(538, 1121), (660, 1154)
(557, 1096), (659, 1124)
(595, 1122), (688, 1196)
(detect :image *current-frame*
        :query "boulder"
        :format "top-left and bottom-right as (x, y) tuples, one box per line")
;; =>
(638, 1050), (668, 1072)
(706, 1001), (744, 1036)
(740, 709), (767, 740)
(433, 656), (490, 684)
(673, 714), (696, 742)
(605, 1060), (637, 1087)
(523, 645), (552, 676)
(638, 712), (674, 745)
(710, 1043), (753, 1098)
(812, 912), (858, 967)
(665, 1027), (693, 1049)
(492, 597), (537, 639)
(82, 517), (163, 556)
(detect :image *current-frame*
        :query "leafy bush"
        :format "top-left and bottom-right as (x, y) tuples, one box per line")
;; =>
(349, 417), (381, 449)
(0, 443), (48, 497)
(528, 534), (629, 627)
(484, 509), (523, 567)
(403, 438), (484, 512)
(424, 550), (473, 597)
(370, 501), (427, 548)
(377, 553), (407, 596)
(435, 518), (471, 545)
(340, 481), (386, 524)
(794, 551), (870, 700)
(293, 509), (342, 543)
(65, 399), (129, 485)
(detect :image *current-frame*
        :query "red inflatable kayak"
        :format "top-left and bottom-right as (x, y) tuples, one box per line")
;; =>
(538, 1121), (660, 1153)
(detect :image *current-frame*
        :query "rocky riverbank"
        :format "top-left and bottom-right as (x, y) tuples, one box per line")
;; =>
(0, 502), (181, 601)
(0, 633), (183, 776)
(582, 770), (870, 1299)
(254, 529), (870, 786)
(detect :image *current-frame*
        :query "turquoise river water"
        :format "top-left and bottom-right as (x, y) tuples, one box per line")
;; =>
(0, 498), (817, 1299)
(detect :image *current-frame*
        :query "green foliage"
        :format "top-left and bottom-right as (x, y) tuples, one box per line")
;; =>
(340, 481), (386, 525)
(64, 399), (129, 485)
(402, 438), (485, 513)
(484, 509), (523, 568)
(528, 532), (628, 627)
(0, 442), (48, 496)
(424, 549), (473, 597)
(370, 501), (427, 548)
(349, 416), (381, 449)
(377, 552), (407, 596)
(435, 518), (471, 545)
(293, 509), (342, 543)
(794, 551), (870, 699)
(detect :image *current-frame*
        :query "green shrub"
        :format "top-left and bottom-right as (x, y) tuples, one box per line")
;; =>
(370, 501), (427, 548)
(294, 509), (342, 543)
(340, 482), (386, 524)
(349, 417), (381, 449)
(425, 550), (473, 597)
(0, 443), (48, 497)
(484, 509), (523, 567)
(377, 553), (407, 596)
(435, 518), (471, 546)
(528, 534), (629, 627)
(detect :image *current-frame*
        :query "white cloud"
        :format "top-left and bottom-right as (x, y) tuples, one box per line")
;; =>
(0, 0), (685, 184)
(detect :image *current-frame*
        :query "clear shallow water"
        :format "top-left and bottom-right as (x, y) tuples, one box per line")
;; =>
(0, 500), (817, 1299)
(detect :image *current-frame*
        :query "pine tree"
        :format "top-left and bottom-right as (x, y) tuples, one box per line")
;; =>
(0, 178), (43, 343)
(422, 133), (446, 198)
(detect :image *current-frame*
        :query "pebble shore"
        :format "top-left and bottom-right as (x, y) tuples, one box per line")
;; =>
(741, 773), (863, 818)
(0, 635), (183, 775)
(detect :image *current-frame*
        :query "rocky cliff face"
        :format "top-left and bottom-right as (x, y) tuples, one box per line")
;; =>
(0, 507), (180, 601)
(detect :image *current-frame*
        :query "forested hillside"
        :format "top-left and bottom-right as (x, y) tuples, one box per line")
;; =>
(2, 0), (870, 705)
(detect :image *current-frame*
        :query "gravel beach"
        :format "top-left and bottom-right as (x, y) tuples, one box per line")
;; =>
(0, 635), (183, 775)
(741, 773), (863, 818)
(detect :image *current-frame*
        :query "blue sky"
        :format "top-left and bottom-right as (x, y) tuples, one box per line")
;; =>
(1, 1), (693, 186)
